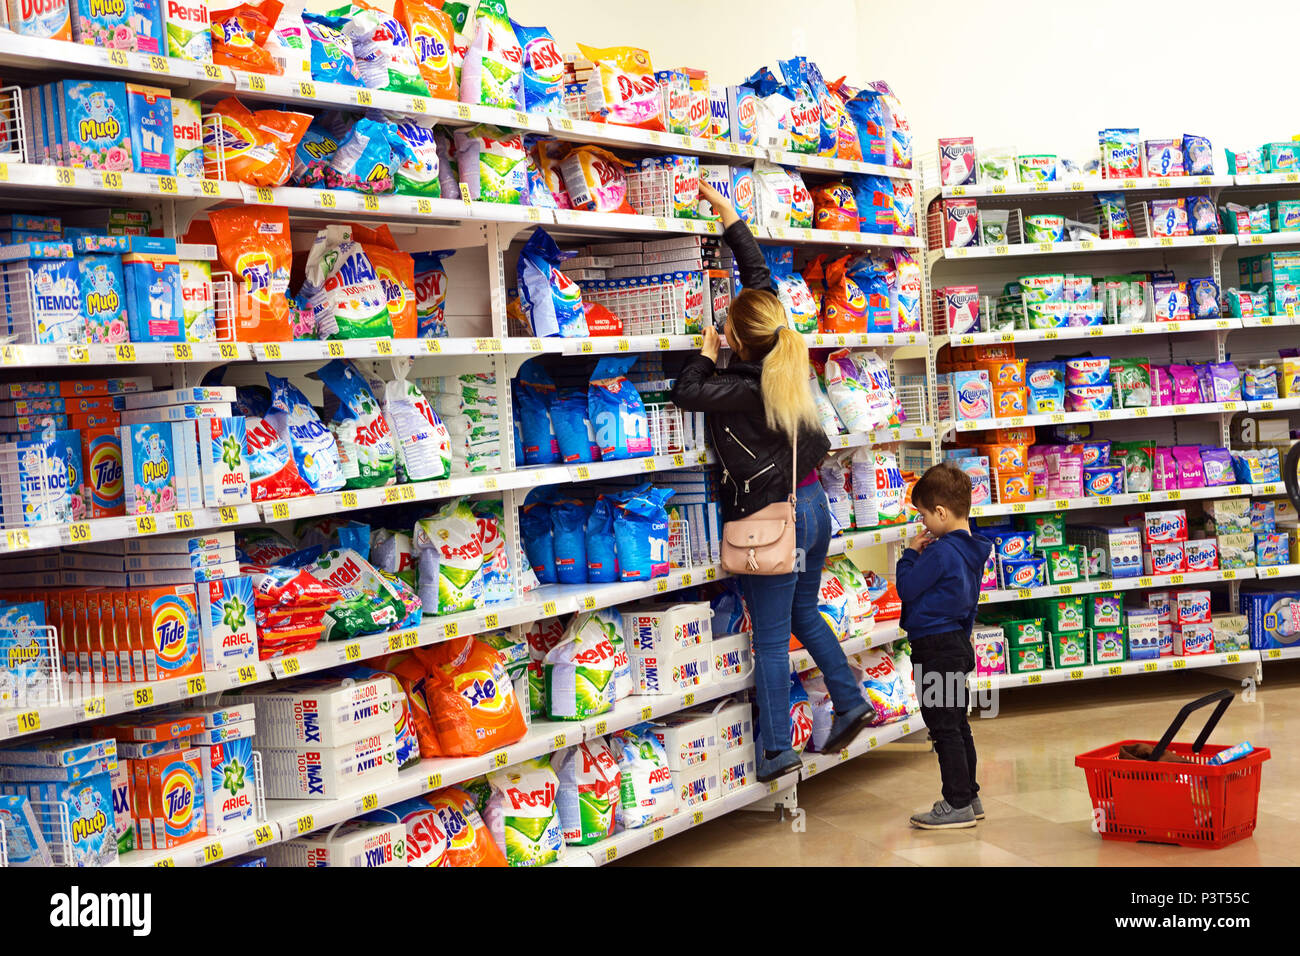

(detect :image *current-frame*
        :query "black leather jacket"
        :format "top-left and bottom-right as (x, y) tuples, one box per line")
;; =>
(669, 221), (831, 521)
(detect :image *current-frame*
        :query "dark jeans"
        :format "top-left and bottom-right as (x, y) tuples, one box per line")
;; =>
(910, 630), (979, 809)
(740, 482), (864, 753)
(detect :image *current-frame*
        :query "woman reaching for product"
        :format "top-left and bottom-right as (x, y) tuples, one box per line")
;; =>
(670, 181), (873, 782)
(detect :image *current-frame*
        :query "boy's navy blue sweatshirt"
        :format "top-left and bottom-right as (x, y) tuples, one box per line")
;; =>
(895, 529), (993, 639)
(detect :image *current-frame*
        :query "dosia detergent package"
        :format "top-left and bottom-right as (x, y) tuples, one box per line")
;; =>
(317, 359), (397, 488)
(485, 756), (565, 867)
(610, 723), (677, 828)
(553, 739), (620, 845)
(588, 355), (651, 460)
(300, 225), (393, 340)
(418, 636), (527, 755)
(559, 145), (634, 214)
(517, 228), (586, 338)
(459, 0), (522, 109)
(578, 43), (665, 131)
(414, 497), (484, 613)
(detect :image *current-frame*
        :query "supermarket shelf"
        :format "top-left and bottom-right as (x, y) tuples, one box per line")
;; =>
(940, 174), (1231, 199)
(977, 568), (1250, 606)
(1254, 564), (1300, 581)
(547, 116), (763, 164)
(805, 331), (927, 349)
(1234, 172), (1300, 187)
(938, 234), (1236, 262)
(767, 150), (912, 180)
(799, 714), (922, 779)
(123, 821), (277, 868)
(789, 624), (902, 673)
(829, 424), (934, 450)
(0, 503), (260, 557)
(1261, 646), (1300, 662)
(246, 336), (548, 362)
(554, 770), (801, 867)
(550, 208), (719, 236)
(969, 482), (1282, 519)
(972, 649), (1258, 692)
(1238, 314), (1297, 328)
(0, 340), (248, 368)
(761, 225), (924, 250)
(949, 399), (1245, 434)
(0, 161), (213, 201)
(0, 32), (217, 91)
(236, 183), (548, 225)
(1246, 398), (1300, 413)
(829, 524), (918, 555)
(577, 672), (755, 743)
(942, 317), (1236, 348)
(557, 334), (704, 355)
(1233, 232), (1300, 248)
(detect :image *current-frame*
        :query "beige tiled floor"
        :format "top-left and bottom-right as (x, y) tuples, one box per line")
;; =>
(615, 665), (1300, 867)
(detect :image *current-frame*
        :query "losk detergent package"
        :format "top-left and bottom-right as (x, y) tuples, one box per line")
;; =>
(412, 249), (454, 337)
(517, 228), (586, 338)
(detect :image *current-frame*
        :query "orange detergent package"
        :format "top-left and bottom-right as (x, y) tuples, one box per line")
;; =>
(811, 180), (859, 231)
(395, 0), (457, 100)
(352, 224), (416, 338)
(209, 97), (312, 187)
(426, 787), (507, 866)
(576, 44), (665, 132)
(820, 255), (868, 333)
(210, 0), (284, 74)
(802, 253), (827, 317)
(416, 637), (527, 757)
(209, 206), (294, 342)
(376, 651), (443, 758)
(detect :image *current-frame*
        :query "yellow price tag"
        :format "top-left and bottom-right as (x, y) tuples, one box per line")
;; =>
(1027, 674), (1043, 684)
(345, 643), (361, 661)
(340, 492), (358, 509)
(681, 573), (692, 586)
(236, 664), (258, 684)
(135, 515), (157, 535)
(255, 187), (274, 203)
(672, 453), (685, 467)
(327, 341), (345, 358)
(363, 195), (379, 211)
(606, 846), (618, 862)
(356, 89), (372, 106)
(683, 692), (695, 706)
(1069, 670), (1083, 680)
(158, 175), (178, 195)
(443, 622), (458, 639)
(201, 179), (222, 197)
(68, 522), (91, 543)
(692, 811), (704, 825)
(204, 64), (223, 80)
(642, 458), (655, 472)
(361, 793), (378, 812)
(296, 814), (314, 835)
(219, 342), (239, 360)
(108, 49), (128, 67)
(652, 826), (665, 841)
(115, 342), (136, 362)
(281, 657), (300, 675)
(1017, 588), (1032, 599)
(456, 103), (471, 119)
(171, 342), (192, 361)
(1144, 662), (1158, 672)
(132, 687), (155, 708)
(267, 502), (290, 522)
(55, 167), (75, 187)
(1172, 658), (1187, 668)
(1109, 666), (1123, 676)
(427, 773), (443, 790)
(82, 696), (106, 719)
(387, 633), (405, 652)
(1170, 574), (1184, 585)
(376, 339), (393, 355)
(400, 484), (416, 502)
(316, 191), (337, 209)
(424, 339), (442, 353)
(494, 751), (508, 768)
(203, 843), (224, 864)
(185, 675), (207, 696)
(1227, 653), (1240, 663)
(484, 613), (499, 628)
(542, 601), (557, 616)
(173, 511), (194, 531)
(383, 487), (400, 504)
(1058, 584), (1072, 594)
(14, 710), (40, 733)
(299, 80), (317, 98)
(640, 705), (653, 720)
(265, 344), (286, 362)
(219, 506), (240, 525)
(247, 73), (266, 92)
(254, 824), (274, 846)
(1268, 650), (1282, 659)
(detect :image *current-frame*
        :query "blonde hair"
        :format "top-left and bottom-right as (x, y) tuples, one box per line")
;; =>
(728, 289), (819, 441)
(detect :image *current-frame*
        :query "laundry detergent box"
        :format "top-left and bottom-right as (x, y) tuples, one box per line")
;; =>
(223, 676), (396, 748)
(121, 420), (177, 514)
(197, 416), (250, 506)
(7, 0), (73, 40)
(1241, 589), (1300, 649)
(1126, 608), (1161, 659)
(260, 730), (399, 799)
(718, 743), (755, 795)
(5, 248), (82, 345)
(139, 585), (201, 682)
(1093, 628), (1126, 664)
(673, 761), (720, 810)
(1051, 630), (1089, 668)
(57, 81), (132, 171)
(139, 746), (205, 850)
(971, 624), (1007, 675)
(14, 770), (117, 865)
(1211, 613), (1249, 652)
(131, 0), (163, 53)
(70, 0), (135, 48)
(164, 0), (210, 61)
(268, 820), (406, 867)
(0, 793), (54, 865)
(126, 84), (174, 176)
(1007, 642), (1049, 673)
(629, 645), (711, 695)
(1043, 595), (1085, 633)
(649, 712), (718, 772)
(200, 736), (255, 835)
(619, 602), (711, 654)
(77, 253), (128, 344)
(710, 631), (752, 680)
(1087, 592), (1125, 630)
(1176, 621), (1215, 656)
(707, 698), (753, 754)
(123, 249), (183, 342)
(197, 575), (255, 670)
(180, 259), (215, 341)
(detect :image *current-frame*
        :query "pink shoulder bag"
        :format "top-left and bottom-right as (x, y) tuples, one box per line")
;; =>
(720, 433), (798, 575)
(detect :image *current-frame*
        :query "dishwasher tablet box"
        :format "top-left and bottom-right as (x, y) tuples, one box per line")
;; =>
(620, 602), (711, 654)
(628, 645), (711, 695)
(268, 820), (407, 867)
(1241, 590), (1300, 649)
(649, 713), (718, 771)
(710, 632), (752, 680)
(260, 730), (399, 800)
(224, 677), (395, 748)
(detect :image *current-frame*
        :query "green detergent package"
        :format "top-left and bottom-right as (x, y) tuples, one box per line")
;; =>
(1003, 618), (1045, 646)
(1042, 545), (1083, 584)
(1110, 357), (1152, 408)
(1024, 513), (1065, 549)
(311, 547), (408, 640)
(415, 498), (484, 614)
(301, 225), (394, 340)
(1043, 595), (1085, 634)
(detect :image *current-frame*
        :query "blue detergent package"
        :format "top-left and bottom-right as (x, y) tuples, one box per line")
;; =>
(518, 228), (587, 338)
(589, 356), (652, 460)
(710, 579), (750, 634)
(511, 21), (564, 115)
(323, 117), (414, 194)
(851, 174), (894, 234)
(292, 115), (343, 187)
(304, 13), (363, 87)
(127, 84), (175, 176)
(521, 488), (558, 583)
(552, 393), (599, 463)
(845, 88), (888, 165)
(614, 486), (674, 581)
(516, 358), (559, 465)
(266, 373), (345, 494)
(76, 254), (127, 345)
(551, 498), (590, 584)
(585, 497), (619, 583)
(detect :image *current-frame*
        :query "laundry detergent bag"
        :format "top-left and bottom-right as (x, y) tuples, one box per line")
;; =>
(453, 124), (527, 203)
(544, 610), (618, 720)
(326, 0), (428, 95)
(414, 497), (484, 613)
(578, 44), (664, 132)
(518, 228), (586, 338)
(209, 206), (294, 343)
(266, 373), (345, 493)
(610, 723), (677, 828)
(419, 635), (527, 755)
(395, 0), (457, 99)
(300, 224), (393, 340)
(382, 369), (451, 481)
(553, 739), (620, 845)
(317, 358), (398, 488)
(588, 355), (651, 459)
(459, 0), (522, 109)
(485, 756), (564, 866)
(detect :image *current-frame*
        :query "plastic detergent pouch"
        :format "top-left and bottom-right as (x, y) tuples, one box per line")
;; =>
(544, 611), (617, 719)
(265, 0), (309, 75)
(309, 547), (406, 640)
(453, 124), (527, 203)
(472, 499), (511, 605)
(774, 58), (820, 154)
(519, 494), (556, 584)
(531, 138), (573, 209)
(516, 358), (559, 465)
(812, 180), (860, 231)
(207, 97), (313, 187)
(395, 0), (457, 99)
(552, 393), (598, 464)
(238, 526), (298, 565)
(819, 456), (852, 533)
(239, 415), (315, 504)
(856, 351), (899, 427)
(809, 364), (844, 434)
(803, 673), (835, 752)
(317, 358), (398, 488)
(302, 12), (362, 86)
(324, 1), (427, 95)
(614, 486), (673, 581)
(553, 739), (619, 845)
(524, 151), (558, 209)
(855, 647), (908, 724)
(853, 448), (904, 528)
(511, 21), (562, 114)
(291, 113), (344, 186)
(610, 724), (677, 828)
(414, 497), (484, 613)
(262, 373), (346, 495)
(743, 66), (794, 152)
(372, 528), (416, 588)
(892, 250), (922, 331)
(420, 636), (528, 756)
(809, 59), (860, 160)
(412, 249), (454, 338)
(585, 496), (619, 583)
(435, 127), (461, 198)
(823, 349), (873, 430)
(518, 229), (587, 338)
(350, 223), (416, 337)
(588, 355), (652, 460)
(321, 117), (414, 194)
(578, 44), (664, 132)
(843, 87), (887, 165)
(383, 369), (451, 481)
(484, 757), (566, 866)
(817, 566), (849, 639)
(550, 497), (589, 585)
(300, 225), (393, 339)
(761, 246), (818, 333)
(457, 0), (522, 109)
(558, 145), (635, 214)
(826, 553), (873, 628)
(210, 0), (284, 74)
(821, 256), (867, 333)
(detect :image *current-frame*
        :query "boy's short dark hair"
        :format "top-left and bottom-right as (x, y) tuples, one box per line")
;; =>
(911, 463), (973, 518)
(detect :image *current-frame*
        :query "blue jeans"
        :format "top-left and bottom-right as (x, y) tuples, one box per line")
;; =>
(741, 481), (864, 753)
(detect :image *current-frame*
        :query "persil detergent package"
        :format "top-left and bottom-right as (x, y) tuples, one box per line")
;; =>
(853, 647), (909, 724)
(317, 359), (397, 488)
(265, 373), (345, 494)
(412, 249), (454, 337)
(559, 145), (634, 214)
(210, 1), (284, 74)
(458, 0), (522, 109)
(382, 368), (451, 481)
(512, 21), (563, 115)
(300, 225), (393, 340)
(453, 124), (526, 203)
(544, 611), (618, 719)
(395, 0), (457, 99)
(588, 355), (651, 459)
(310, 547), (406, 641)
(418, 636), (527, 755)
(414, 497), (483, 613)
(302, 12), (362, 86)
(518, 230), (586, 338)
(578, 44), (665, 132)
(325, 1), (428, 95)
(553, 739), (620, 845)
(207, 97), (313, 187)
(610, 723), (677, 828)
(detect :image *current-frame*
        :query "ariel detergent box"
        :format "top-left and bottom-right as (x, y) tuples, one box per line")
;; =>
(197, 416), (251, 505)
(6, 0), (72, 40)
(57, 80), (133, 170)
(197, 575), (256, 670)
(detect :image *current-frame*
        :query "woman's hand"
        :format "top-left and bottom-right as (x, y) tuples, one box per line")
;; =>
(701, 325), (721, 361)
(698, 180), (739, 228)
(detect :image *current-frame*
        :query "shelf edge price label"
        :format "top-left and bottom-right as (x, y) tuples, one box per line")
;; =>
(296, 814), (314, 835)
(131, 686), (155, 709)
(14, 710), (39, 733)
(185, 674), (207, 696)
(692, 811), (704, 825)
(253, 824), (274, 846)
(426, 773), (442, 790)
(173, 511), (195, 531)
(135, 515), (157, 535)
(171, 342), (192, 360)
(236, 664), (258, 685)
(360, 792), (378, 812)
(493, 751), (509, 768)
(1109, 666), (1123, 676)
(345, 642), (361, 661)
(203, 842), (224, 864)
(542, 600), (557, 616)
(606, 846), (618, 862)
(82, 695), (106, 719)
(219, 506), (240, 525)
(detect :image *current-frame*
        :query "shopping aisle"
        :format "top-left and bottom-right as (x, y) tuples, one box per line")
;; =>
(616, 666), (1300, 867)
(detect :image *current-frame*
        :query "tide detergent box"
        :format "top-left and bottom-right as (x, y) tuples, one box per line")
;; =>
(198, 416), (250, 505)
(80, 426), (124, 516)
(126, 84), (174, 175)
(121, 420), (177, 513)
(201, 736), (255, 835)
(70, 0), (136, 48)
(142, 746), (205, 849)
(57, 80), (132, 170)
(77, 253), (128, 344)
(141, 585), (201, 681)
(197, 575), (255, 669)
(7, 0), (72, 40)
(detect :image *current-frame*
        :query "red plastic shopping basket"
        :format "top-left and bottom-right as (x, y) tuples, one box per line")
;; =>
(1075, 689), (1269, 849)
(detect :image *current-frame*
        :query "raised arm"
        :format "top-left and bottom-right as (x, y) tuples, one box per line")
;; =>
(699, 180), (772, 292)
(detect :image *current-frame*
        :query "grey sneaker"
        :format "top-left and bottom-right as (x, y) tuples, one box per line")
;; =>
(909, 799), (977, 830)
(971, 796), (985, 820)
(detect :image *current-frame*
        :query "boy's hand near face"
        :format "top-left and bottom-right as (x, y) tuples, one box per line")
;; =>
(909, 529), (934, 553)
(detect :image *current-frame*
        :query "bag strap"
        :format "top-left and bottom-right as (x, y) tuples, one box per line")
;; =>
(789, 429), (798, 505)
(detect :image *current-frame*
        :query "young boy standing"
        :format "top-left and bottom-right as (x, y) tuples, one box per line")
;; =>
(895, 463), (994, 830)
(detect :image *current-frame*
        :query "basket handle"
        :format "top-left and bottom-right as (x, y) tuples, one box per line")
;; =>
(1148, 689), (1233, 761)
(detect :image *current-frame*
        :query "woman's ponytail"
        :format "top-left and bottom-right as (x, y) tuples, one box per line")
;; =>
(761, 324), (819, 441)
